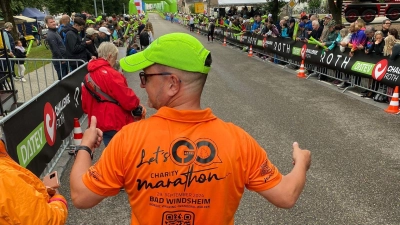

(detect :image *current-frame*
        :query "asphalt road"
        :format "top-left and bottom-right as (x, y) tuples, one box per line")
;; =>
(60, 13), (400, 225)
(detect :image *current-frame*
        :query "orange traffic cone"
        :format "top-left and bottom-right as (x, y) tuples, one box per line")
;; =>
(385, 86), (400, 114)
(297, 60), (306, 78)
(73, 118), (83, 145)
(223, 37), (227, 46)
(248, 45), (253, 57)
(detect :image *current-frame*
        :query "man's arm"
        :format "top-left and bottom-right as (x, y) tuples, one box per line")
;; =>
(106, 75), (140, 111)
(257, 142), (311, 209)
(66, 32), (86, 54)
(47, 35), (63, 59)
(0, 173), (68, 224)
(70, 116), (105, 209)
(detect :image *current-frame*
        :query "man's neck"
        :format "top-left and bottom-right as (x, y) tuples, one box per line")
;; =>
(166, 94), (201, 111)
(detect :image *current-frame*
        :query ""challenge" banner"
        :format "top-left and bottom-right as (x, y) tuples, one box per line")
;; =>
(3, 66), (87, 176)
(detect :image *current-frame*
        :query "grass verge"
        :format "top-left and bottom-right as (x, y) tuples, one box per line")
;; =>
(13, 41), (52, 77)
(24, 42), (52, 74)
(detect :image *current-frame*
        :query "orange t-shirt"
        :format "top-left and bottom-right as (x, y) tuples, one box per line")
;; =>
(83, 107), (282, 225)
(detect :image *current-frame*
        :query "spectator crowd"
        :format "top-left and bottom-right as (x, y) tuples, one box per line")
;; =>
(1, 12), (152, 81)
(171, 7), (399, 97)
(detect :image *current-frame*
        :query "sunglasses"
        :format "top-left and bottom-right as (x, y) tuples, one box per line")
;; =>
(139, 72), (172, 85)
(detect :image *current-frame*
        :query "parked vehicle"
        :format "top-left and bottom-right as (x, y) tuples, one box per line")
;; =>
(343, 0), (400, 23)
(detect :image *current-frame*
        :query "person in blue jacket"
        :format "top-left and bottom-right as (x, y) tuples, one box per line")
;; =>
(251, 15), (262, 33)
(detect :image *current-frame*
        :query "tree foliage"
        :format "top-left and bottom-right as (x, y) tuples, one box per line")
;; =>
(10, 0), (46, 15)
(0, 0), (18, 40)
(189, 4), (195, 14)
(308, 0), (321, 10)
(46, 0), (130, 16)
(328, 0), (342, 24)
(262, 0), (287, 22)
(1, 0), (130, 19)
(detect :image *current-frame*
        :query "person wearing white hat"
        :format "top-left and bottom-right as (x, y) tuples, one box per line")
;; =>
(99, 26), (111, 36)
(96, 27), (111, 48)
(320, 14), (333, 41)
(86, 28), (99, 58)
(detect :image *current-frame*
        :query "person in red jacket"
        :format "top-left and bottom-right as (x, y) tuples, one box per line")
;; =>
(82, 42), (141, 146)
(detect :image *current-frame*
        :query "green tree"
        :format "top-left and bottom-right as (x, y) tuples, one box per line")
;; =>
(308, 0), (321, 10)
(262, 0), (286, 22)
(10, 0), (46, 15)
(189, 4), (195, 14)
(0, 0), (18, 40)
(46, 0), (129, 16)
(1, 0), (47, 40)
(328, 0), (342, 24)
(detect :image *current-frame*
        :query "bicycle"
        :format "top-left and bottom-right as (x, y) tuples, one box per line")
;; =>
(40, 28), (49, 50)
(40, 34), (49, 50)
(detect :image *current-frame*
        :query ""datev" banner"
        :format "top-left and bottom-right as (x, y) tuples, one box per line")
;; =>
(3, 66), (87, 176)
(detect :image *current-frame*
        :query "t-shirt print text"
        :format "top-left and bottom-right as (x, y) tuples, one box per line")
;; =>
(135, 137), (230, 191)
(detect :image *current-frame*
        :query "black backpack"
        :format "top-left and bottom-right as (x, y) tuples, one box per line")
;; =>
(139, 31), (150, 47)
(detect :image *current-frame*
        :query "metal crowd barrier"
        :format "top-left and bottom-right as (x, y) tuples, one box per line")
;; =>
(39, 114), (87, 178)
(0, 62), (88, 178)
(0, 58), (85, 104)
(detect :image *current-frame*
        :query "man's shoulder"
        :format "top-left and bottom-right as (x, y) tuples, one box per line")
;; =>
(46, 30), (58, 38)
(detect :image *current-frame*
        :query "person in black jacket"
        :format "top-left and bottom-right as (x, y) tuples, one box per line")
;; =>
(137, 21), (145, 35)
(308, 20), (323, 40)
(85, 28), (99, 59)
(369, 30), (385, 54)
(14, 40), (27, 82)
(3, 22), (17, 80)
(45, 15), (68, 80)
(65, 17), (94, 71)
(367, 31), (384, 56)
(288, 18), (295, 39)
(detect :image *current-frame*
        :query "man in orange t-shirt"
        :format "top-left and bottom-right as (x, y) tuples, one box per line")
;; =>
(70, 33), (311, 225)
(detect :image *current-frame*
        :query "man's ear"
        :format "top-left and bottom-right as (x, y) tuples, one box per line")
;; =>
(167, 75), (181, 96)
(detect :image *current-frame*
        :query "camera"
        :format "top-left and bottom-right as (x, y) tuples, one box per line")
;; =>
(131, 105), (143, 117)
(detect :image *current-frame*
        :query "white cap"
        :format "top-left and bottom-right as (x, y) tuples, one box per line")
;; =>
(99, 27), (111, 35)
(268, 13), (272, 17)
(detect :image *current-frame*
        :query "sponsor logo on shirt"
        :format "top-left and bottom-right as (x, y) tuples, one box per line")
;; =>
(136, 137), (230, 211)
(260, 159), (276, 183)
